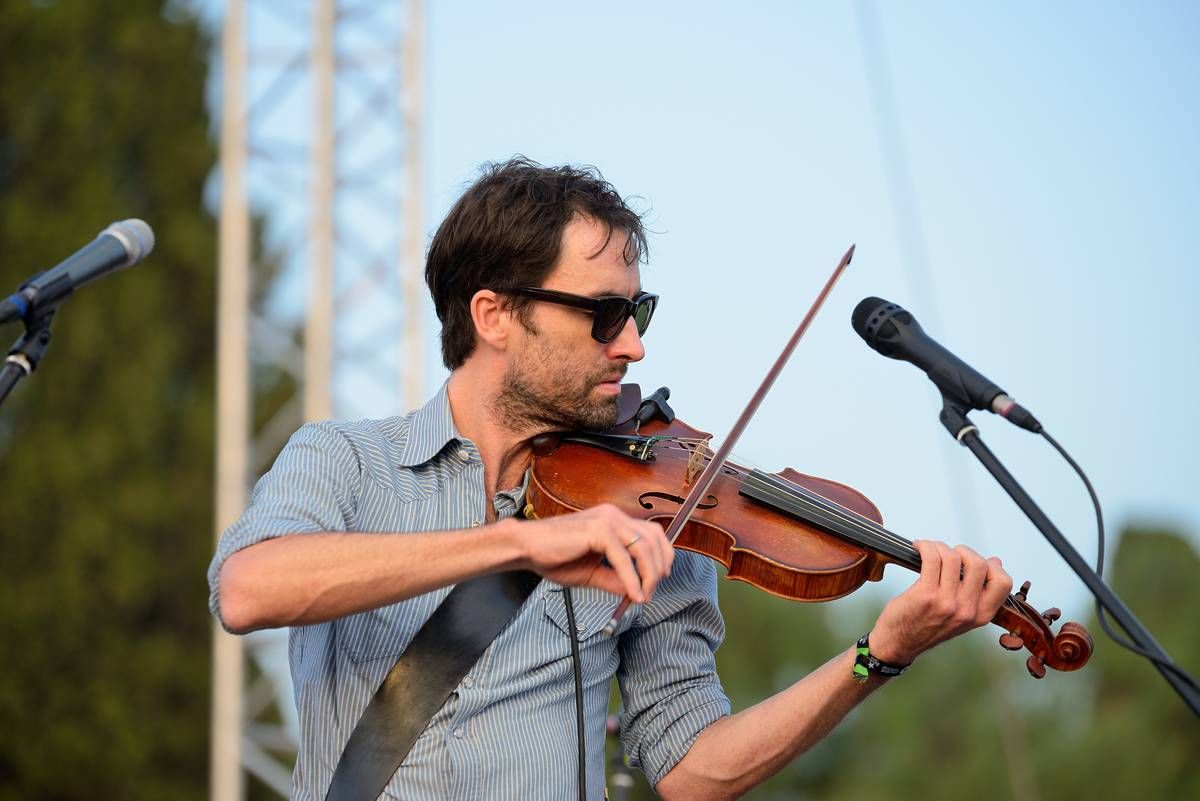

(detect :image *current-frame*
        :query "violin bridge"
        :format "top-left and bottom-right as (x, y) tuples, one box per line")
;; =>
(685, 438), (712, 487)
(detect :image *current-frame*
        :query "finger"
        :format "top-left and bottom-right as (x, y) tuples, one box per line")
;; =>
(629, 523), (666, 599)
(636, 519), (671, 579)
(586, 564), (632, 598)
(954, 544), (988, 626)
(626, 539), (660, 600)
(979, 556), (1013, 622)
(935, 541), (961, 594)
(604, 531), (646, 602)
(662, 527), (675, 577)
(955, 544), (987, 596)
(653, 520), (675, 578)
(913, 540), (942, 589)
(635, 522), (663, 578)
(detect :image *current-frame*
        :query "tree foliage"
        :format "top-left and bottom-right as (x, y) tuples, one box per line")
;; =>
(2, 5), (1196, 800)
(0, 1), (216, 797)
(621, 527), (1199, 800)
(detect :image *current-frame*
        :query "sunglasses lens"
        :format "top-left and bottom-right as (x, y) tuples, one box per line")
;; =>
(594, 299), (630, 342)
(588, 294), (658, 343)
(633, 295), (656, 335)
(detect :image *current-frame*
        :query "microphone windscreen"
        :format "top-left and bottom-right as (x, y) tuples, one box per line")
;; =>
(851, 296), (888, 340)
(103, 219), (156, 264)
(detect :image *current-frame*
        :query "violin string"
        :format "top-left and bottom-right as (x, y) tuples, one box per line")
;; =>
(658, 441), (1022, 612)
(747, 473), (1021, 608)
(739, 471), (1022, 613)
(645, 440), (1030, 628)
(762, 473), (918, 554)
(659, 436), (912, 554)
(714, 459), (900, 545)
(659, 435), (925, 562)
(744, 470), (920, 562)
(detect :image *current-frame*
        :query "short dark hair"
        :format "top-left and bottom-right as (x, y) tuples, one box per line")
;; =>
(425, 157), (648, 369)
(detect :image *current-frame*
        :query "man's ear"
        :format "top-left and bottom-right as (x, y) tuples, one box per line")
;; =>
(469, 289), (512, 352)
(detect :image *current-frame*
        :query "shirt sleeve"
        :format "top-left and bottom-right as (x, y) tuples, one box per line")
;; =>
(206, 421), (362, 630)
(617, 550), (732, 788)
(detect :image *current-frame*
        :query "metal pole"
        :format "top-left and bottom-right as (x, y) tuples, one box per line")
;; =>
(211, 0), (249, 798)
(307, 0), (336, 423)
(210, 4), (424, 797)
(401, 0), (425, 412)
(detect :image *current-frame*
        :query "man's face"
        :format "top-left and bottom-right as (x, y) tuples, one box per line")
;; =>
(493, 216), (647, 433)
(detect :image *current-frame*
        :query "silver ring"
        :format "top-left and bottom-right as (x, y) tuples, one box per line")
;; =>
(624, 534), (642, 549)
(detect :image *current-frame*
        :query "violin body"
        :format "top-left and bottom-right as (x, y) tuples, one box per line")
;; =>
(531, 416), (892, 602)
(528, 406), (1093, 678)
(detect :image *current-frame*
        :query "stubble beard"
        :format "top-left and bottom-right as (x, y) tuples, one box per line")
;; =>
(492, 344), (623, 435)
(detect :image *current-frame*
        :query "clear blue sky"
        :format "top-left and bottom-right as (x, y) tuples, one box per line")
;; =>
(198, 0), (1200, 622)
(422, 1), (1200, 620)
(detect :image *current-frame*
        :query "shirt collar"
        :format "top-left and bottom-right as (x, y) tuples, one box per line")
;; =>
(495, 470), (532, 514)
(393, 380), (461, 467)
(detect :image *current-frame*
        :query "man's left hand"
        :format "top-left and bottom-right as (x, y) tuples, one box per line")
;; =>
(867, 540), (1013, 666)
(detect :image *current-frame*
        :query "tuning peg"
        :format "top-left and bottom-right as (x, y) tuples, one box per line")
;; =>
(1025, 655), (1047, 679)
(1015, 580), (1032, 602)
(1041, 607), (1061, 625)
(998, 632), (1024, 651)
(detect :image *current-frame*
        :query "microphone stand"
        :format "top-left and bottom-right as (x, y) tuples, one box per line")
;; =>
(0, 307), (55, 408)
(939, 395), (1200, 717)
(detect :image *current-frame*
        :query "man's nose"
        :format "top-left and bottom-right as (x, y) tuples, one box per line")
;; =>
(605, 317), (646, 362)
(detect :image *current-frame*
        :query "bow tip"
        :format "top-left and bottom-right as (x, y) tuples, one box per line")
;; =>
(839, 244), (856, 267)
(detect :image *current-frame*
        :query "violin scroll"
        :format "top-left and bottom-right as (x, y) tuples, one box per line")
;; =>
(993, 580), (1093, 678)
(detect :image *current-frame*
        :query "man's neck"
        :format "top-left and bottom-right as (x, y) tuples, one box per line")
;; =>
(446, 368), (534, 510)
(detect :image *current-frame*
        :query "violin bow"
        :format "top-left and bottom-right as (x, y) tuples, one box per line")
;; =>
(602, 244), (856, 635)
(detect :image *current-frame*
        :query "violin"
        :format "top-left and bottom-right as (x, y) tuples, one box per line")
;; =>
(527, 390), (1093, 679)
(529, 246), (1092, 678)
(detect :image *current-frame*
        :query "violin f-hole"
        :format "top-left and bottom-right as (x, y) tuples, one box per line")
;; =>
(639, 491), (719, 512)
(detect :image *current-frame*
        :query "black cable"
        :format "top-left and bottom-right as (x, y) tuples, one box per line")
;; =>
(562, 588), (588, 801)
(1040, 430), (1199, 691)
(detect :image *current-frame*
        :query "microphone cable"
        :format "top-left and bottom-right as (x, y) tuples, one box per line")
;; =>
(1040, 428), (1198, 691)
(563, 588), (588, 801)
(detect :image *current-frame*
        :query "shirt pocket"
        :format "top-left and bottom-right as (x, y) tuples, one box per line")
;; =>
(542, 585), (637, 641)
(337, 588), (450, 664)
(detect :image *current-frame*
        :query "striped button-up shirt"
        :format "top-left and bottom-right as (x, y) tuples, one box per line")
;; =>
(208, 382), (731, 801)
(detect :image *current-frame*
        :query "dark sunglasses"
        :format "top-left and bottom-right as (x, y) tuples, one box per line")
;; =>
(506, 287), (659, 343)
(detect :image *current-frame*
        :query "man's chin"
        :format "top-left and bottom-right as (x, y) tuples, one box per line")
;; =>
(570, 392), (620, 430)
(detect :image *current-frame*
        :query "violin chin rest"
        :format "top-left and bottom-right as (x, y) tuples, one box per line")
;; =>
(530, 434), (562, 456)
(616, 383), (643, 424)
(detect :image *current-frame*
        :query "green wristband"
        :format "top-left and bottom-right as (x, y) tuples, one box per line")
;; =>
(852, 633), (910, 683)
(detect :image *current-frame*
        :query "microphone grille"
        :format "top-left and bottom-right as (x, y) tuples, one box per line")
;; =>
(851, 297), (884, 340)
(103, 219), (156, 265)
(851, 296), (909, 348)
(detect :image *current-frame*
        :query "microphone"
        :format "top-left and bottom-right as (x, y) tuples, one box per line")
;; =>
(0, 219), (155, 324)
(851, 296), (1041, 433)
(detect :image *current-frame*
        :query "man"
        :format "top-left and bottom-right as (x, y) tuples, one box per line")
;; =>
(209, 158), (1012, 801)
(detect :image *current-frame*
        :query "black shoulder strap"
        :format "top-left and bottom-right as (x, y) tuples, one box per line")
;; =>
(324, 569), (541, 801)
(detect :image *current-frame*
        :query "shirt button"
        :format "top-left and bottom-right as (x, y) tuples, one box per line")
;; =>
(470, 520), (481, 528)
(458, 448), (470, 460)
(452, 726), (465, 739)
(462, 676), (474, 688)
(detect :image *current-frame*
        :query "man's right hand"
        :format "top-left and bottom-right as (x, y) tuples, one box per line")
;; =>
(515, 503), (674, 603)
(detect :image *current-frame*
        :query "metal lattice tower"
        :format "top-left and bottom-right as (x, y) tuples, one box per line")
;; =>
(211, 1), (425, 797)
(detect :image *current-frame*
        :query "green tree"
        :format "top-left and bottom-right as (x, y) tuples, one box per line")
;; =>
(1033, 528), (1200, 800)
(821, 527), (1200, 801)
(0, 1), (217, 797)
(621, 528), (1199, 800)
